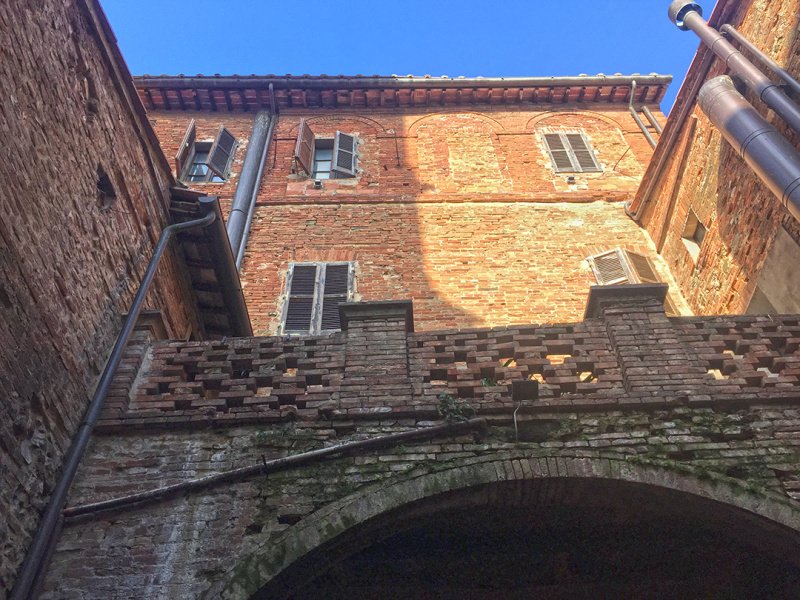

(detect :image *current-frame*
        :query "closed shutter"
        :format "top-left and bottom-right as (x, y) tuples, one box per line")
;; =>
(294, 119), (315, 175)
(566, 133), (601, 172)
(207, 126), (237, 178)
(175, 119), (196, 177)
(544, 133), (575, 172)
(320, 264), (351, 331)
(331, 132), (357, 177)
(587, 249), (632, 285)
(284, 265), (318, 333)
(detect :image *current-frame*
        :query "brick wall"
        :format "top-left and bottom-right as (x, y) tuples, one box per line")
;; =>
(148, 106), (676, 333)
(639, 0), (800, 314)
(39, 293), (800, 598)
(0, 1), (202, 591)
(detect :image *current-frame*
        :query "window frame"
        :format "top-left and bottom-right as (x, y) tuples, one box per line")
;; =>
(280, 261), (355, 335)
(681, 209), (707, 262)
(177, 122), (237, 184)
(542, 130), (602, 174)
(294, 120), (359, 180)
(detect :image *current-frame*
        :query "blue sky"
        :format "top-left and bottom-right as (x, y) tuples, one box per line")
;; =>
(102, 0), (710, 113)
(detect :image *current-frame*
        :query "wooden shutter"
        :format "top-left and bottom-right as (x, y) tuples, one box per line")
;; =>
(284, 265), (318, 333)
(294, 120), (315, 175)
(587, 249), (632, 285)
(331, 132), (357, 177)
(566, 133), (601, 172)
(320, 264), (351, 331)
(207, 126), (237, 178)
(624, 251), (659, 283)
(175, 119), (196, 177)
(544, 133), (576, 172)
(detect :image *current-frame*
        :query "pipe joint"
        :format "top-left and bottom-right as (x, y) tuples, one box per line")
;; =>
(668, 0), (702, 30)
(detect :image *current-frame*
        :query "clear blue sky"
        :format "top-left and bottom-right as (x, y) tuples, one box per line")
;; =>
(101, 0), (711, 113)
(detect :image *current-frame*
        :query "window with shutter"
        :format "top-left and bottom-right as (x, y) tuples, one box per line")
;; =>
(207, 127), (237, 178)
(543, 131), (602, 173)
(178, 123), (237, 183)
(294, 120), (316, 176)
(281, 262), (354, 334)
(331, 132), (358, 177)
(175, 119), (196, 176)
(586, 249), (679, 315)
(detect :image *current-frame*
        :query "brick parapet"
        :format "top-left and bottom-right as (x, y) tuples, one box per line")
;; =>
(98, 299), (800, 431)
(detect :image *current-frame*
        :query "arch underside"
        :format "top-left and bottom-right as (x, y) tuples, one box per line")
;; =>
(220, 457), (800, 600)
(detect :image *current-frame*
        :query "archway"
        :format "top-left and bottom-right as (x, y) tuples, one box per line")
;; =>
(218, 456), (800, 599)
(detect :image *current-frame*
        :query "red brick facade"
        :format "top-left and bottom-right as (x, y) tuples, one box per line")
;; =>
(146, 100), (677, 333)
(636, 0), (800, 315)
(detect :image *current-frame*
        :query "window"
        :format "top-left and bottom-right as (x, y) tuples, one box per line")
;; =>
(175, 119), (237, 183)
(281, 262), (354, 334)
(543, 131), (602, 173)
(293, 120), (358, 180)
(681, 209), (707, 262)
(586, 248), (678, 315)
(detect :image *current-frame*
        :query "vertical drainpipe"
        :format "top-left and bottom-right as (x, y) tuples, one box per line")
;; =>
(226, 84), (277, 269)
(235, 85), (277, 270)
(629, 80), (658, 149)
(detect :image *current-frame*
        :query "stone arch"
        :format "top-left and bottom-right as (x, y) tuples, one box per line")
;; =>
(406, 111), (505, 136)
(217, 453), (800, 599)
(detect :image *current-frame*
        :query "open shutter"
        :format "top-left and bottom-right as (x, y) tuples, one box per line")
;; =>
(331, 132), (357, 177)
(294, 119), (315, 175)
(175, 119), (196, 177)
(566, 133), (601, 172)
(544, 133), (576, 172)
(284, 265), (318, 333)
(207, 126), (236, 179)
(587, 249), (632, 285)
(320, 264), (350, 331)
(624, 251), (659, 284)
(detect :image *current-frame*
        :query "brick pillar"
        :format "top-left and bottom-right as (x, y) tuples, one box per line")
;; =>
(585, 285), (708, 401)
(338, 300), (414, 415)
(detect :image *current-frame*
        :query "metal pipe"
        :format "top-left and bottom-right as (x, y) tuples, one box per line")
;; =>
(669, 1), (800, 134)
(135, 74), (672, 91)
(226, 109), (272, 260)
(10, 201), (218, 600)
(699, 75), (800, 221)
(721, 24), (800, 99)
(641, 105), (664, 134)
(63, 418), (486, 519)
(629, 80), (658, 149)
(235, 84), (277, 271)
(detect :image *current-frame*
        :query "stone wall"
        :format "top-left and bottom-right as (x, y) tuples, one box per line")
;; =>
(41, 292), (800, 598)
(0, 1), (202, 592)
(146, 105), (678, 333)
(638, 0), (800, 314)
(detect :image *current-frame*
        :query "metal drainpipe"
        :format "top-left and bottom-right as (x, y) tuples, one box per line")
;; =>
(10, 200), (218, 600)
(641, 105), (664, 135)
(699, 75), (800, 221)
(629, 80), (658, 149)
(720, 24), (800, 98)
(669, 1), (800, 134)
(235, 84), (277, 270)
(226, 103), (274, 265)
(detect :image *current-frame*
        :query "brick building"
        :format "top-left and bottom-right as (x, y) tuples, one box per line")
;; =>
(3, 0), (800, 598)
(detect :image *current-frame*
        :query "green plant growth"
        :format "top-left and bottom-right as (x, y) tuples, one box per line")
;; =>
(437, 393), (476, 422)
